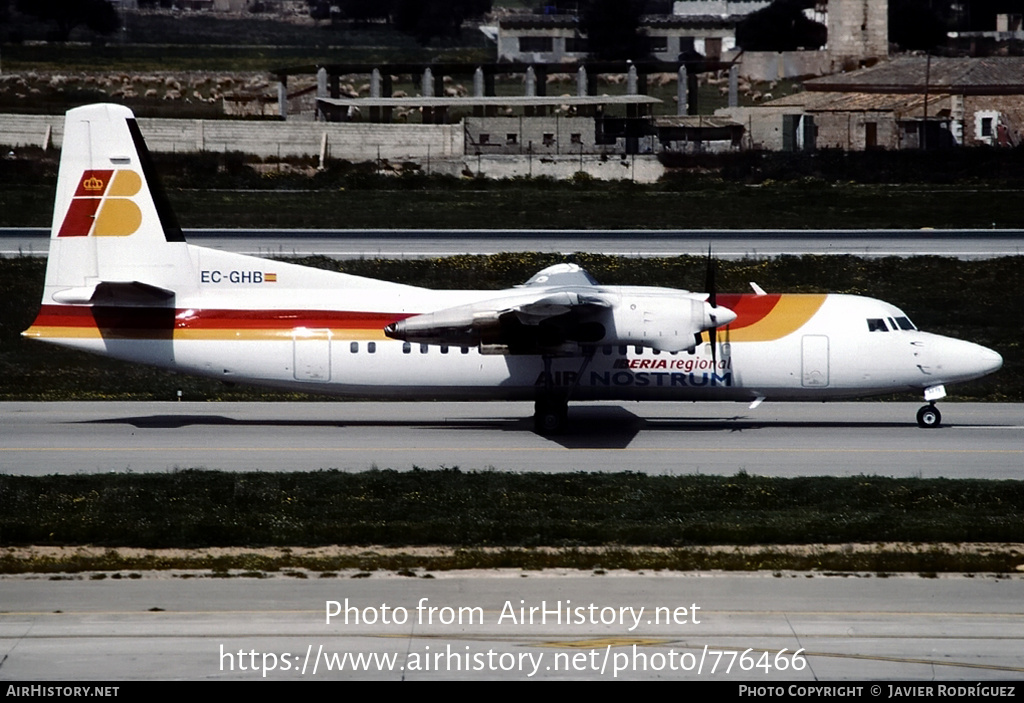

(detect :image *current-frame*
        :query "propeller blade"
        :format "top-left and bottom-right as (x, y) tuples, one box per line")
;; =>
(704, 245), (717, 310)
(705, 245), (718, 366)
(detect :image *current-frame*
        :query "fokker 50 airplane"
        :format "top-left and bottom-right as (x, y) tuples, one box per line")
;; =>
(24, 104), (1003, 433)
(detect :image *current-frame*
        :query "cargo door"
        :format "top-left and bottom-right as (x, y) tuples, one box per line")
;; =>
(293, 328), (332, 381)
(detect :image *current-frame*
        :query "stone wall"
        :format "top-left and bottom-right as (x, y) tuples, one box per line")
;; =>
(463, 116), (596, 156)
(828, 0), (889, 65)
(432, 154), (665, 183)
(737, 51), (833, 82)
(0, 113), (464, 161)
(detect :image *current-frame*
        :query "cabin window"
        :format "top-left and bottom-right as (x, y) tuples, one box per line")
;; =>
(368, 342), (376, 353)
(634, 345), (643, 354)
(440, 345), (449, 354)
(350, 341), (359, 353)
(402, 342), (411, 354)
(461, 346), (470, 354)
(619, 345), (628, 355)
(867, 318), (888, 332)
(420, 344), (429, 354)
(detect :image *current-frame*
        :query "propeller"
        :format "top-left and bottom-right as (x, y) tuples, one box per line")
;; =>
(704, 245), (720, 367)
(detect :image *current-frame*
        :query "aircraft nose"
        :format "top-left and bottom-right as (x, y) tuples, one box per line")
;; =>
(979, 346), (1003, 375)
(926, 337), (1003, 382)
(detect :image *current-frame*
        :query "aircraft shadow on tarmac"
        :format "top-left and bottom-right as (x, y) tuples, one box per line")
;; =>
(81, 406), (917, 451)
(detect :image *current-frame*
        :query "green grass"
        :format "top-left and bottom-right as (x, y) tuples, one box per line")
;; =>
(1, 470), (1023, 555)
(6, 146), (1024, 229)
(3, 544), (1021, 576)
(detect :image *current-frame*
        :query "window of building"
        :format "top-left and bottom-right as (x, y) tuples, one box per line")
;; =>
(570, 133), (582, 144)
(543, 133), (555, 146)
(519, 36), (553, 53)
(645, 36), (668, 53)
(506, 133), (518, 145)
(975, 110), (1000, 143)
(566, 37), (587, 53)
(479, 133), (490, 145)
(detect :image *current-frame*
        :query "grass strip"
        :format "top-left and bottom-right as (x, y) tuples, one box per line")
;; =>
(3, 544), (1022, 577)
(2, 470), (1023, 560)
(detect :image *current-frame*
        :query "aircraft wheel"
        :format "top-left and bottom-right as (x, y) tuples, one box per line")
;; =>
(916, 404), (941, 429)
(534, 401), (568, 435)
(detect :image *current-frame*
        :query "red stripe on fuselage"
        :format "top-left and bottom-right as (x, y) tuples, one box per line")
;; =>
(30, 305), (414, 331)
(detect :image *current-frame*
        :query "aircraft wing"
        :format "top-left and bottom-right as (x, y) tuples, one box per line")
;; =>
(385, 263), (735, 355)
(384, 266), (613, 355)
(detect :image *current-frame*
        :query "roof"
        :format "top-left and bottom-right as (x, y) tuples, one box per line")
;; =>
(655, 116), (742, 128)
(498, 13), (739, 30)
(317, 95), (662, 109)
(805, 57), (1024, 95)
(764, 91), (953, 118)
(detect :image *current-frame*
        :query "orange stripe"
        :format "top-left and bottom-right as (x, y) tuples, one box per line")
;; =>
(703, 294), (827, 343)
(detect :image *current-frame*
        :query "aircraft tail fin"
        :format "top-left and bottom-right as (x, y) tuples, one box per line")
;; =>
(41, 103), (195, 300)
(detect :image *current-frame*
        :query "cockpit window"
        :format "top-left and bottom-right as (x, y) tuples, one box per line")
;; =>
(868, 316), (916, 332)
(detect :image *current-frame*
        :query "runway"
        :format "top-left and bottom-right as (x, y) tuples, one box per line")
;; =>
(2, 401), (1021, 478)
(3, 228), (1024, 259)
(1, 570), (1021, 680)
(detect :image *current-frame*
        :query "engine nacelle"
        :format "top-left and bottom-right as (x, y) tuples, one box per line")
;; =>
(606, 292), (735, 352)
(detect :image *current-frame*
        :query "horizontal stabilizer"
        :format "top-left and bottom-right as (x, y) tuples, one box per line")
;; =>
(51, 281), (175, 306)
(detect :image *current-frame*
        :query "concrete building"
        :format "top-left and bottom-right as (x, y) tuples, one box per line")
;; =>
(718, 57), (1024, 150)
(495, 13), (741, 63)
(827, 0), (889, 68)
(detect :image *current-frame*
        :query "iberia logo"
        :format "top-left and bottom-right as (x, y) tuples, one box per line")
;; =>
(57, 170), (143, 237)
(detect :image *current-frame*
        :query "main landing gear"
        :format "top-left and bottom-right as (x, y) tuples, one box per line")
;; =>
(533, 352), (592, 436)
(534, 398), (569, 435)
(916, 402), (942, 428)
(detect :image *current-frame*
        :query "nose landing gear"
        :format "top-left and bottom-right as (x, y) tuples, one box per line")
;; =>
(916, 403), (942, 428)
(917, 385), (946, 428)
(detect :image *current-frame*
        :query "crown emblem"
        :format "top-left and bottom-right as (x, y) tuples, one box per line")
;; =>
(82, 176), (105, 191)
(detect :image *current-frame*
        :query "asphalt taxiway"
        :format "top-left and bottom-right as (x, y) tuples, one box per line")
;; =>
(4, 228), (1024, 259)
(1, 401), (1021, 478)
(2, 571), (1022, 681)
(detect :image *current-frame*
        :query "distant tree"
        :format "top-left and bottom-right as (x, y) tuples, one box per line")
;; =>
(735, 0), (826, 51)
(889, 0), (948, 51)
(15, 0), (119, 42)
(579, 0), (648, 60)
(392, 0), (491, 44)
